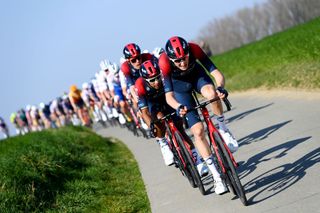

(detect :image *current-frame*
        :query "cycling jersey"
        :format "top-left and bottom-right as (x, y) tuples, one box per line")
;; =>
(159, 42), (217, 127)
(121, 53), (153, 87)
(61, 98), (74, 113)
(69, 89), (85, 108)
(135, 77), (176, 117)
(40, 104), (51, 120)
(106, 70), (127, 102)
(96, 70), (109, 92)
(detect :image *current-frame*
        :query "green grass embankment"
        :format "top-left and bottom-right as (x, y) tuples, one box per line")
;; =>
(0, 126), (150, 213)
(213, 17), (320, 91)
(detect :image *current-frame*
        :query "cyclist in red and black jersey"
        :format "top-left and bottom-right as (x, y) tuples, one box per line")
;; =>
(135, 58), (207, 174)
(121, 43), (153, 104)
(159, 36), (238, 194)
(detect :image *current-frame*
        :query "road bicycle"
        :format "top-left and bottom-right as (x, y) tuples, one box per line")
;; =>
(189, 91), (248, 205)
(155, 112), (206, 195)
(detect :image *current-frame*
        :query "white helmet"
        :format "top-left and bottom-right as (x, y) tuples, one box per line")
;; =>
(26, 105), (31, 111)
(108, 62), (119, 75)
(39, 102), (45, 109)
(142, 49), (149, 53)
(153, 47), (164, 58)
(31, 105), (37, 111)
(99, 59), (111, 71)
(82, 82), (89, 89)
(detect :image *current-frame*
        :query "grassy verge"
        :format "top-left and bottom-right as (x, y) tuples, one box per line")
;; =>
(213, 17), (320, 91)
(0, 126), (150, 213)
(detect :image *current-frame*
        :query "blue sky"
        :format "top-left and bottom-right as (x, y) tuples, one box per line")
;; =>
(0, 0), (266, 136)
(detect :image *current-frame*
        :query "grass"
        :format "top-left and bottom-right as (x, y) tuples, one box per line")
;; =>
(0, 126), (150, 213)
(212, 17), (320, 91)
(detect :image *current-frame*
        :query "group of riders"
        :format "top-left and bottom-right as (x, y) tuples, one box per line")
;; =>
(1, 36), (239, 195)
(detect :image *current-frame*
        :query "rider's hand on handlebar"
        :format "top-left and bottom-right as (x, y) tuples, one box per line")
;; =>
(216, 86), (229, 99)
(176, 105), (187, 117)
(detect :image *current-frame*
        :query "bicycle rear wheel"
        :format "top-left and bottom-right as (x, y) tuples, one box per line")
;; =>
(175, 132), (206, 195)
(213, 132), (248, 206)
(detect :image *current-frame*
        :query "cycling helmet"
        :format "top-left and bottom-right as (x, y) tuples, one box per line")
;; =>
(31, 105), (37, 111)
(165, 36), (189, 59)
(152, 47), (165, 58)
(62, 94), (68, 100)
(26, 105), (31, 111)
(123, 43), (141, 59)
(109, 62), (119, 75)
(140, 58), (160, 79)
(70, 85), (78, 92)
(39, 102), (45, 109)
(82, 82), (89, 89)
(100, 59), (111, 71)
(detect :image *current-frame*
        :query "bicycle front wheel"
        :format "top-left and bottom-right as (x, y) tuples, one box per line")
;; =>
(175, 132), (206, 195)
(213, 132), (248, 206)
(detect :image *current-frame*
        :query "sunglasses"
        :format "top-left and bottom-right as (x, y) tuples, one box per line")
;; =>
(130, 56), (141, 64)
(146, 74), (161, 83)
(172, 54), (189, 63)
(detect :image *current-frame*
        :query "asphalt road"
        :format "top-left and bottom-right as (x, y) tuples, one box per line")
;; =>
(96, 90), (320, 213)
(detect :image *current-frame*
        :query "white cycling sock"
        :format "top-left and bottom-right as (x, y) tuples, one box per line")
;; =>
(157, 137), (167, 147)
(204, 156), (220, 179)
(216, 115), (228, 132)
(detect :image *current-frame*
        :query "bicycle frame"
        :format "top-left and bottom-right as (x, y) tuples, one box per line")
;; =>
(165, 117), (188, 168)
(192, 93), (238, 173)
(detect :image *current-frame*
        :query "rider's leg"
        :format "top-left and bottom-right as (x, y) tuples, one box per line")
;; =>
(200, 84), (238, 152)
(190, 122), (221, 179)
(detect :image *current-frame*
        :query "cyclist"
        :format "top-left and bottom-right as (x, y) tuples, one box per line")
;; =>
(106, 62), (132, 123)
(82, 82), (101, 122)
(39, 102), (55, 129)
(10, 112), (21, 135)
(16, 109), (30, 134)
(68, 85), (91, 126)
(121, 43), (153, 104)
(159, 36), (238, 194)
(30, 106), (43, 131)
(135, 58), (208, 176)
(0, 117), (9, 139)
(60, 94), (78, 125)
(49, 98), (66, 127)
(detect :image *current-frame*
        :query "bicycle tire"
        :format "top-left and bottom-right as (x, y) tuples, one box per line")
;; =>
(175, 132), (206, 195)
(167, 129), (196, 188)
(165, 129), (186, 176)
(213, 131), (248, 206)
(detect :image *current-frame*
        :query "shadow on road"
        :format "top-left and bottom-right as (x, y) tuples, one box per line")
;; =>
(238, 137), (320, 205)
(238, 120), (292, 147)
(226, 103), (274, 124)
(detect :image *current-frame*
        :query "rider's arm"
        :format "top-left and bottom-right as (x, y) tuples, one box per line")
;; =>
(129, 85), (138, 103)
(165, 91), (181, 110)
(211, 69), (225, 88)
(140, 107), (151, 127)
(189, 42), (226, 88)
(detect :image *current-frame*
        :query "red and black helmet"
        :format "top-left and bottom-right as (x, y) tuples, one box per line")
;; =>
(165, 36), (189, 59)
(140, 58), (160, 79)
(123, 43), (141, 59)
